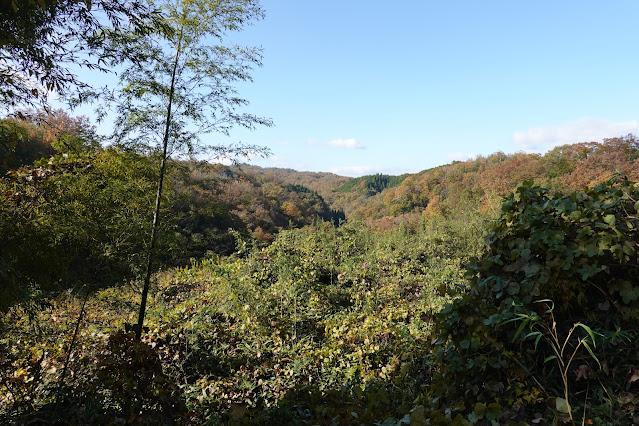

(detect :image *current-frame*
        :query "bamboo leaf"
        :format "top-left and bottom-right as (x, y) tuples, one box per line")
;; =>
(575, 323), (597, 347)
(512, 319), (529, 342)
(580, 340), (601, 369)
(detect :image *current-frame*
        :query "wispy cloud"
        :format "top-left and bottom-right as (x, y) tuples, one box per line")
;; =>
(308, 138), (365, 149)
(446, 152), (475, 162)
(513, 117), (639, 151)
(262, 155), (291, 167)
(328, 165), (379, 177)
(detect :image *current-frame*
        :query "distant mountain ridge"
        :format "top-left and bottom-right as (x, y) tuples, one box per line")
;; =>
(230, 135), (639, 230)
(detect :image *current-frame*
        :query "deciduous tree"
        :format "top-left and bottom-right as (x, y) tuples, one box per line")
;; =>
(0, 0), (166, 109)
(102, 0), (272, 339)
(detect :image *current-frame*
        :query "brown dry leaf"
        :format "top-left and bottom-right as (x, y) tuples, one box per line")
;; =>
(617, 393), (637, 405)
(601, 360), (610, 376)
(598, 300), (610, 311)
(628, 367), (639, 383)
(574, 364), (595, 381)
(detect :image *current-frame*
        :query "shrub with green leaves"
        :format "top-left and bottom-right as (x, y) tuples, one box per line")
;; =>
(1, 211), (491, 424)
(0, 147), (169, 309)
(431, 177), (639, 424)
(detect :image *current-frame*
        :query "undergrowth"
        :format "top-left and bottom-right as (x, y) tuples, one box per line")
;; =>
(2, 178), (638, 425)
(1, 214), (487, 424)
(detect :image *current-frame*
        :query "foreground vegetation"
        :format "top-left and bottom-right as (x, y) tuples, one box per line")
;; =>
(1, 214), (489, 424)
(2, 175), (639, 424)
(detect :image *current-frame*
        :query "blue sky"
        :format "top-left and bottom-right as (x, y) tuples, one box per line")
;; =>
(215, 0), (639, 176)
(72, 1), (639, 177)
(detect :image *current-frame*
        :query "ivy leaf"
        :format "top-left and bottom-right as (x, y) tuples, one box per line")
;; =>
(617, 282), (638, 304)
(577, 264), (601, 280)
(473, 402), (486, 420)
(603, 214), (616, 227)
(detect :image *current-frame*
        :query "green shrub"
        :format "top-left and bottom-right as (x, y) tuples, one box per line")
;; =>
(431, 176), (639, 423)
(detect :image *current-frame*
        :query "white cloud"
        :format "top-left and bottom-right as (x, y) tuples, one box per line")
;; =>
(261, 155), (289, 167)
(328, 138), (365, 149)
(513, 117), (639, 151)
(308, 138), (365, 149)
(328, 165), (378, 177)
(446, 152), (475, 162)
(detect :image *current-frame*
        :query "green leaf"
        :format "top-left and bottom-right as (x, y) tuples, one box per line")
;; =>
(544, 355), (557, 363)
(512, 319), (528, 342)
(484, 313), (501, 326)
(603, 214), (616, 227)
(580, 340), (601, 369)
(485, 403), (502, 421)
(506, 281), (520, 295)
(578, 264), (601, 280)
(575, 323), (597, 347)
(555, 397), (570, 414)
(409, 405), (426, 426)
(534, 332), (542, 350)
(623, 241), (635, 256)
(523, 263), (540, 277)
(473, 402), (486, 420)
(617, 281), (638, 304)
(534, 299), (554, 313)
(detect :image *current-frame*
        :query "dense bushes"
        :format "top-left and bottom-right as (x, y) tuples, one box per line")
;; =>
(0, 112), (342, 311)
(431, 176), (639, 424)
(2, 175), (639, 424)
(0, 213), (490, 424)
(0, 148), (165, 309)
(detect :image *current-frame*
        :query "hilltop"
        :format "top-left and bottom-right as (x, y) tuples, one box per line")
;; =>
(232, 134), (639, 229)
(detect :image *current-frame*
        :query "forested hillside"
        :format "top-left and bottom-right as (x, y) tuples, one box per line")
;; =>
(3, 0), (639, 424)
(3, 108), (639, 425)
(239, 134), (639, 229)
(0, 110), (344, 308)
(248, 135), (639, 230)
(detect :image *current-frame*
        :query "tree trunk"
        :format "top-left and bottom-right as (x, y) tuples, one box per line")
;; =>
(135, 30), (183, 341)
